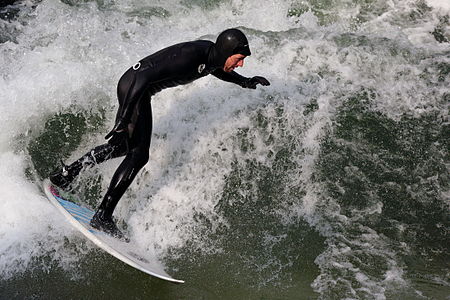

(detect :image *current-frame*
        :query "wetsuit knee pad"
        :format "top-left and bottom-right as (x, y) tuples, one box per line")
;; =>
(128, 148), (149, 170)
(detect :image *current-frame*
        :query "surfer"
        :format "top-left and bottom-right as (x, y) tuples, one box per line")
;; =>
(49, 28), (270, 239)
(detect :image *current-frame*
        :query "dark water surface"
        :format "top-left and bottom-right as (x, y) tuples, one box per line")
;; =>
(0, 0), (448, 299)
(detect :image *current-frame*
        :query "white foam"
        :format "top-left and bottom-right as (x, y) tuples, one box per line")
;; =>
(0, 0), (447, 297)
(0, 152), (79, 278)
(426, 0), (450, 11)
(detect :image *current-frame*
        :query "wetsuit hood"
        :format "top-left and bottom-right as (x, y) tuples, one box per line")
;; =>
(208, 28), (251, 69)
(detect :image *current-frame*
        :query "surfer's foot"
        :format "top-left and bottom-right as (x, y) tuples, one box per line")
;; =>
(49, 162), (76, 190)
(90, 210), (129, 242)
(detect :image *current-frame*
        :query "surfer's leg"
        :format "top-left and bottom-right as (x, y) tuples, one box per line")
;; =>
(90, 95), (152, 238)
(49, 68), (143, 190)
(49, 142), (127, 190)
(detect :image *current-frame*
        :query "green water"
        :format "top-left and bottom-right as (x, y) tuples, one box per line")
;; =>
(0, 0), (449, 299)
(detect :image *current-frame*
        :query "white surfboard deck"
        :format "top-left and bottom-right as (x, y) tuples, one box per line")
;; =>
(42, 179), (184, 284)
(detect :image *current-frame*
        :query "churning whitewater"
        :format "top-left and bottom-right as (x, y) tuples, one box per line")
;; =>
(0, 0), (448, 299)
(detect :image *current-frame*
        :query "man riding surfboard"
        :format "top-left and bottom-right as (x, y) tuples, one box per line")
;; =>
(49, 28), (270, 239)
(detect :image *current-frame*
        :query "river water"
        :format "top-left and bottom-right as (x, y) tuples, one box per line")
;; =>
(0, 0), (448, 299)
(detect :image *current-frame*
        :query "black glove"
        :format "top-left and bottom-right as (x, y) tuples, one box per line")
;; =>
(242, 76), (271, 89)
(105, 118), (129, 147)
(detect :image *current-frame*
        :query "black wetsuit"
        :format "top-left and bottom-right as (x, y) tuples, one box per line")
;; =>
(96, 40), (251, 216)
(50, 29), (270, 238)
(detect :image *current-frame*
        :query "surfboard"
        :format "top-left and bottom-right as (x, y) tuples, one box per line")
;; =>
(42, 179), (184, 284)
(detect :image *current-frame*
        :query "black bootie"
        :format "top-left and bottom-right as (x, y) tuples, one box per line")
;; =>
(90, 195), (128, 242)
(49, 161), (82, 190)
(49, 144), (120, 190)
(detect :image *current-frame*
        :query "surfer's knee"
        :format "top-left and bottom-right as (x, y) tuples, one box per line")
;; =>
(111, 142), (128, 157)
(129, 147), (149, 169)
(135, 151), (149, 169)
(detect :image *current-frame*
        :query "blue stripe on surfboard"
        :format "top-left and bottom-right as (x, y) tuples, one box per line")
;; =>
(64, 209), (93, 223)
(53, 199), (103, 234)
(51, 194), (90, 211)
(69, 213), (91, 223)
(65, 207), (92, 218)
(48, 189), (108, 236)
(50, 193), (95, 223)
(59, 202), (92, 214)
(62, 206), (93, 219)
(62, 202), (93, 214)
(73, 215), (90, 224)
(60, 205), (94, 221)
(48, 187), (92, 215)
(57, 198), (94, 214)
(53, 196), (94, 215)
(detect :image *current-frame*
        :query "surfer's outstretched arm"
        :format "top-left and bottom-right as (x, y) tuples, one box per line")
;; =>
(212, 69), (270, 89)
(211, 69), (248, 85)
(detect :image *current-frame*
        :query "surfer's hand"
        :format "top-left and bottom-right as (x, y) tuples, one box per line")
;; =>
(243, 76), (270, 89)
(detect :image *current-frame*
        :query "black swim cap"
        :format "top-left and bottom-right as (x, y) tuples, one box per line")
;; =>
(215, 28), (251, 59)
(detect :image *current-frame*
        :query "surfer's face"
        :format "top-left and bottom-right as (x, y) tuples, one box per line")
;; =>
(223, 54), (246, 72)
